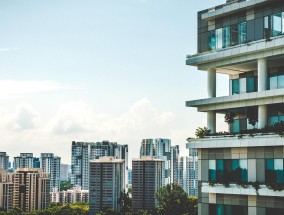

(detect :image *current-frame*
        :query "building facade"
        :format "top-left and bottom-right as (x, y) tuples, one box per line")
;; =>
(170, 145), (180, 184)
(50, 186), (89, 204)
(41, 153), (61, 191)
(187, 0), (284, 214)
(89, 156), (125, 214)
(13, 153), (34, 169)
(60, 164), (71, 181)
(0, 152), (9, 171)
(71, 141), (128, 190)
(132, 156), (165, 213)
(0, 169), (13, 211)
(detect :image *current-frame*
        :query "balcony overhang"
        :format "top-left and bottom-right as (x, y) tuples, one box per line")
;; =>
(201, 0), (276, 21)
(186, 134), (283, 149)
(186, 88), (284, 112)
(186, 36), (284, 74)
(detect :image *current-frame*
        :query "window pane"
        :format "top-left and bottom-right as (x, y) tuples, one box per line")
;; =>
(231, 119), (240, 133)
(216, 160), (224, 182)
(223, 26), (230, 48)
(216, 28), (223, 49)
(216, 205), (224, 215)
(282, 12), (284, 34)
(231, 24), (238, 46)
(269, 116), (279, 125)
(275, 159), (283, 183)
(224, 205), (232, 215)
(239, 78), (246, 93)
(269, 76), (278, 90)
(209, 160), (216, 181)
(208, 30), (216, 50)
(232, 79), (239, 94)
(246, 77), (255, 93)
(279, 115), (284, 122)
(272, 13), (282, 37)
(266, 159), (276, 183)
(240, 160), (248, 182)
(264, 16), (270, 38)
(278, 75), (284, 88)
(239, 22), (247, 44)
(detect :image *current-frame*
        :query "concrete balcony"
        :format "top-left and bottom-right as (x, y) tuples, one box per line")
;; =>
(186, 134), (284, 149)
(186, 35), (284, 73)
(202, 182), (284, 197)
(186, 88), (284, 112)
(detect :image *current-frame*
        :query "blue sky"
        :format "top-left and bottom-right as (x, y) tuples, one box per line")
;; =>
(0, 0), (227, 164)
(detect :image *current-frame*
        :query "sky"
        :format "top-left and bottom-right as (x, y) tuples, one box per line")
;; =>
(0, 0), (228, 165)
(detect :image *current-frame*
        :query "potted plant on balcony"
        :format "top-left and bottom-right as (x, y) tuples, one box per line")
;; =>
(224, 112), (237, 124)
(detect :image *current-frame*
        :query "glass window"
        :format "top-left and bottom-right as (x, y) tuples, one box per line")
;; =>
(275, 159), (283, 183)
(223, 26), (231, 48)
(238, 22), (247, 44)
(231, 24), (238, 46)
(246, 77), (255, 93)
(232, 79), (239, 94)
(239, 78), (246, 94)
(269, 76), (278, 90)
(266, 159), (284, 183)
(216, 205), (224, 215)
(231, 119), (240, 133)
(209, 160), (216, 181)
(272, 13), (282, 37)
(239, 160), (248, 182)
(264, 16), (271, 38)
(208, 30), (216, 50)
(216, 28), (223, 49)
(278, 75), (284, 88)
(216, 160), (224, 182)
(279, 115), (284, 122)
(269, 116), (279, 125)
(282, 12), (284, 34)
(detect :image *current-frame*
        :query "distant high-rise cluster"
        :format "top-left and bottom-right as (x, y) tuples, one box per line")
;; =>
(71, 141), (128, 190)
(0, 152), (9, 171)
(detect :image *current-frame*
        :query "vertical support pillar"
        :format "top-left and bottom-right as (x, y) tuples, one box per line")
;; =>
(207, 68), (216, 133)
(258, 58), (268, 128)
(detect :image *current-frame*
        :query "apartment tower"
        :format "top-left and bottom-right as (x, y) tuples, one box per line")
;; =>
(0, 152), (9, 171)
(187, 0), (284, 214)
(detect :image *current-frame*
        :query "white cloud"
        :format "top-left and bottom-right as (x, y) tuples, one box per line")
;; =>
(2, 103), (40, 130)
(0, 80), (64, 99)
(0, 48), (20, 52)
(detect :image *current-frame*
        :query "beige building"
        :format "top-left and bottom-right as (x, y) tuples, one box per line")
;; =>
(0, 168), (50, 212)
(50, 186), (89, 204)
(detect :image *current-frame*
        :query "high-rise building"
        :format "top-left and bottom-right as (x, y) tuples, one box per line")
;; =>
(140, 138), (171, 184)
(89, 156), (125, 214)
(3, 168), (50, 212)
(13, 153), (34, 169)
(60, 164), (70, 181)
(132, 156), (165, 213)
(186, 0), (284, 214)
(0, 152), (9, 171)
(188, 150), (198, 197)
(128, 169), (132, 185)
(50, 186), (89, 205)
(0, 169), (13, 211)
(171, 145), (180, 184)
(33, 157), (41, 168)
(71, 141), (128, 190)
(41, 153), (61, 191)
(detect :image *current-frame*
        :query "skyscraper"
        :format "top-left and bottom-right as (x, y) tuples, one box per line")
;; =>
(2, 168), (50, 212)
(140, 139), (155, 157)
(0, 152), (9, 171)
(71, 141), (128, 190)
(40, 153), (61, 191)
(132, 156), (165, 213)
(89, 156), (125, 214)
(170, 145), (179, 184)
(13, 153), (34, 169)
(186, 0), (284, 214)
(60, 164), (70, 181)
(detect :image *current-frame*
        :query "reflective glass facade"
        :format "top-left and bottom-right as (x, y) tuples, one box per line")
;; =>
(209, 204), (248, 215)
(265, 159), (284, 184)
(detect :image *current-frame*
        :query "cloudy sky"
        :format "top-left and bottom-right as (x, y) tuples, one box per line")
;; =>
(0, 0), (228, 164)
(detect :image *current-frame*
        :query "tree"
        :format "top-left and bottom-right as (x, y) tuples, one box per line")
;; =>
(155, 184), (197, 215)
(118, 190), (132, 215)
(60, 180), (72, 191)
(185, 196), (198, 215)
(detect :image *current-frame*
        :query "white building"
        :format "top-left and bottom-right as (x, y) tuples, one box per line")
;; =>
(0, 152), (9, 171)
(13, 153), (34, 169)
(50, 186), (89, 204)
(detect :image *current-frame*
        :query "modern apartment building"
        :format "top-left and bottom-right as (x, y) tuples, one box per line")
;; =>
(0, 169), (13, 211)
(0, 152), (9, 171)
(186, 0), (284, 214)
(13, 153), (34, 169)
(170, 145), (180, 184)
(89, 156), (125, 214)
(71, 141), (128, 190)
(50, 186), (89, 204)
(41, 153), (61, 191)
(140, 138), (171, 184)
(13, 168), (50, 212)
(60, 164), (71, 181)
(132, 156), (165, 213)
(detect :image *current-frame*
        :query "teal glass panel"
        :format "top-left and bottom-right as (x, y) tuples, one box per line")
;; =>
(209, 160), (216, 181)
(278, 75), (284, 88)
(231, 119), (240, 133)
(269, 76), (278, 90)
(264, 16), (270, 38)
(232, 79), (239, 94)
(216, 28), (223, 49)
(239, 22), (247, 44)
(208, 30), (216, 50)
(275, 159), (284, 183)
(231, 24), (238, 46)
(266, 159), (276, 183)
(239, 78), (246, 94)
(269, 116), (279, 125)
(279, 115), (284, 122)
(272, 13), (282, 37)
(246, 77), (255, 93)
(223, 26), (231, 48)
(224, 205), (232, 215)
(216, 205), (224, 215)
(216, 160), (224, 182)
(239, 160), (248, 182)
(240, 118), (247, 131)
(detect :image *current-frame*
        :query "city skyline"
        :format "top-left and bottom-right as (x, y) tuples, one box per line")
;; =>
(0, 0), (227, 164)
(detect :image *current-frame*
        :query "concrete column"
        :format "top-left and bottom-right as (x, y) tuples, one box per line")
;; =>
(258, 58), (267, 92)
(207, 68), (216, 98)
(258, 105), (267, 129)
(257, 58), (268, 128)
(207, 111), (216, 134)
(207, 68), (216, 133)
